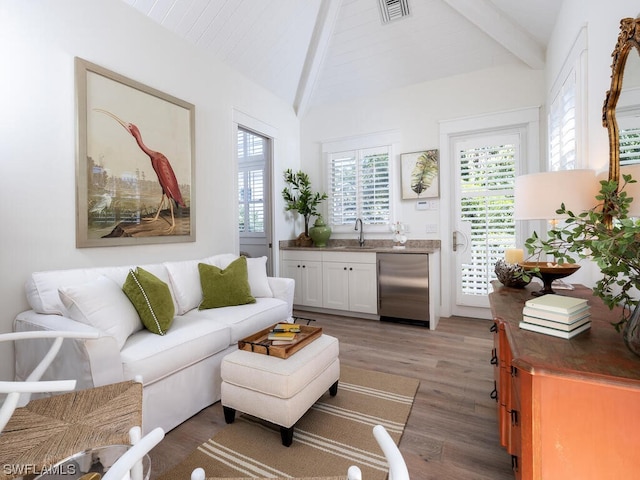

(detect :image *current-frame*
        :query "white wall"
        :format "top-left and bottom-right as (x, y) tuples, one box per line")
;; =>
(0, 0), (300, 380)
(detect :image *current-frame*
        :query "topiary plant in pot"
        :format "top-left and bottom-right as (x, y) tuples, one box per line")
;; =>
(521, 174), (640, 354)
(282, 169), (328, 246)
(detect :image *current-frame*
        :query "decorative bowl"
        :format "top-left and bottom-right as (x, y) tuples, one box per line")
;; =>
(494, 259), (531, 288)
(519, 261), (581, 296)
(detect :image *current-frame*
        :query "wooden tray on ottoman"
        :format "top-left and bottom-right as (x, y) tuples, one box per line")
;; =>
(238, 324), (322, 359)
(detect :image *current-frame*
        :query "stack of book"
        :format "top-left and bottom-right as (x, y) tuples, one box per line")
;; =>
(267, 323), (301, 345)
(519, 295), (591, 339)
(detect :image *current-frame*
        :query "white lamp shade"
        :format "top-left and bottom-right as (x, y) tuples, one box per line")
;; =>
(514, 169), (598, 221)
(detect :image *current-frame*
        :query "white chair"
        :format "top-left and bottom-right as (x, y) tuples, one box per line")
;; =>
(0, 330), (100, 432)
(373, 425), (410, 480)
(102, 426), (165, 480)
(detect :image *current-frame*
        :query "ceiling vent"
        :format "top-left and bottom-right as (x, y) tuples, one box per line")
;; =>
(378, 0), (411, 24)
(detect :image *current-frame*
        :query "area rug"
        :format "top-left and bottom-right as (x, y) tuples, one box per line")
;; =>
(159, 366), (419, 480)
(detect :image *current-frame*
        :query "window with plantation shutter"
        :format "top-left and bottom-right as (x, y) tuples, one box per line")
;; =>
(328, 146), (391, 227)
(548, 26), (587, 172)
(458, 139), (517, 296)
(548, 71), (576, 171)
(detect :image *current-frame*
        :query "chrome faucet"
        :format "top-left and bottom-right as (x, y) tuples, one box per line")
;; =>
(354, 218), (365, 247)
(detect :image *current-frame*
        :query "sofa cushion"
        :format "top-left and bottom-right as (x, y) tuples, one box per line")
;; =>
(120, 316), (232, 385)
(58, 275), (142, 349)
(183, 297), (289, 343)
(199, 257), (255, 309)
(123, 268), (175, 335)
(165, 254), (239, 315)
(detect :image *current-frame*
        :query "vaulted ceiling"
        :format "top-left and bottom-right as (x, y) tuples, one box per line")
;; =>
(123, 0), (561, 116)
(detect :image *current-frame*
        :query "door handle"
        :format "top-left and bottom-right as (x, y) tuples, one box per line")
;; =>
(452, 230), (466, 252)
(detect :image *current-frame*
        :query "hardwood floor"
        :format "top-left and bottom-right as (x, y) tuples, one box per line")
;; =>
(149, 312), (514, 479)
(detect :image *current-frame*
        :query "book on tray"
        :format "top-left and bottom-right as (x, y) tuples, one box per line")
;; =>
(519, 319), (591, 339)
(271, 323), (301, 333)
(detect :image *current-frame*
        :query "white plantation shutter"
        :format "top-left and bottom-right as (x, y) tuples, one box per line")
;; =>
(328, 146), (390, 226)
(459, 142), (517, 296)
(548, 70), (576, 171)
(237, 128), (266, 235)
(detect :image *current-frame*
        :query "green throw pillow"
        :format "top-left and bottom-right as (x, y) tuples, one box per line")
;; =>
(123, 267), (175, 335)
(198, 257), (256, 309)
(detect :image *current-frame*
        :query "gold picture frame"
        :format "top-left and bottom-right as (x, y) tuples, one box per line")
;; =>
(75, 57), (195, 247)
(400, 150), (439, 199)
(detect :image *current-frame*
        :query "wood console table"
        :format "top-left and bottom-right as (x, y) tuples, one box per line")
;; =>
(489, 282), (640, 480)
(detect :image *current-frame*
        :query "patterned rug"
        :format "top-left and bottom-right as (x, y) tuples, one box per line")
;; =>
(159, 366), (419, 480)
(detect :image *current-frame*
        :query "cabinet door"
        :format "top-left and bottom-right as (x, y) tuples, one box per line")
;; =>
(348, 263), (377, 314)
(301, 261), (323, 307)
(281, 260), (304, 305)
(322, 262), (350, 310)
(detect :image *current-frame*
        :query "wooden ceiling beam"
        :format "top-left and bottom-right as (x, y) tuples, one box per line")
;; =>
(294, 0), (343, 117)
(442, 0), (545, 70)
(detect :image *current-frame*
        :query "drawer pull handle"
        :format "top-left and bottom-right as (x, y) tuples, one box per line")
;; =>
(510, 409), (519, 426)
(490, 323), (498, 333)
(490, 382), (498, 401)
(490, 349), (498, 365)
(511, 455), (519, 472)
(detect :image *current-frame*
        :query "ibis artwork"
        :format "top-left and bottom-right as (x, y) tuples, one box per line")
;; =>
(94, 108), (186, 233)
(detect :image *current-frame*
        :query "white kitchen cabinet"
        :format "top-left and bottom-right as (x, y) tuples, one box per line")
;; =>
(322, 252), (377, 314)
(280, 250), (323, 307)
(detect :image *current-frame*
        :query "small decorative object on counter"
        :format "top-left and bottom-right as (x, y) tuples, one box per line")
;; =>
(391, 221), (407, 249)
(309, 216), (332, 247)
(494, 259), (531, 288)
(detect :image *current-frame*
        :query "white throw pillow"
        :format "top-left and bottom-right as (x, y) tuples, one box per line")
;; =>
(246, 256), (273, 298)
(58, 275), (143, 350)
(217, 255), (272, 297)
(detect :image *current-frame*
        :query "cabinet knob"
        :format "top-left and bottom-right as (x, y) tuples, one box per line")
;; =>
(302, 265), (306, 268)
(297, 264), (301, 268)
(344, 267), (347, 270)
(349, 267), (353, 271)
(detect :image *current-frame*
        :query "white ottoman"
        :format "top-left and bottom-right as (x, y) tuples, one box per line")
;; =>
(221, 334), (340, 446)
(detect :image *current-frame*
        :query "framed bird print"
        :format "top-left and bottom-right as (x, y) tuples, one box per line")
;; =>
(400, 150), (439, 199)
(75, 57), (195, 247)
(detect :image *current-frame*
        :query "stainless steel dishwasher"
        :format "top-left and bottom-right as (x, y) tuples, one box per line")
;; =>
(377, 253), (429, 326)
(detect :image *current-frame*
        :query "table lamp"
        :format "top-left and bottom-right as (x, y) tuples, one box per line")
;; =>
(514, 169), (599, 295)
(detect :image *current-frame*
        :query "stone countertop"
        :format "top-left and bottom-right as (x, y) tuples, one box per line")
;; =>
(279, 239), (440, 254)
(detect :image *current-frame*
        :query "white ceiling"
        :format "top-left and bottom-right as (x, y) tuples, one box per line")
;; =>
(122, 0), (562, 116)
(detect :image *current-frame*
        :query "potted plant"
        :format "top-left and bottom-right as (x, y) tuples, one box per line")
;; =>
(282, 169), (328, 246)
(520, 174), (640, 353)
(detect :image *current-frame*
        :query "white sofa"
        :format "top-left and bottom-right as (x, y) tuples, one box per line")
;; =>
(12, 253), (295, 433)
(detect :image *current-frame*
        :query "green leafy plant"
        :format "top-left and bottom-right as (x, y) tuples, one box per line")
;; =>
(521, 174), (640, 331)
(282, 169), (328, 238)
